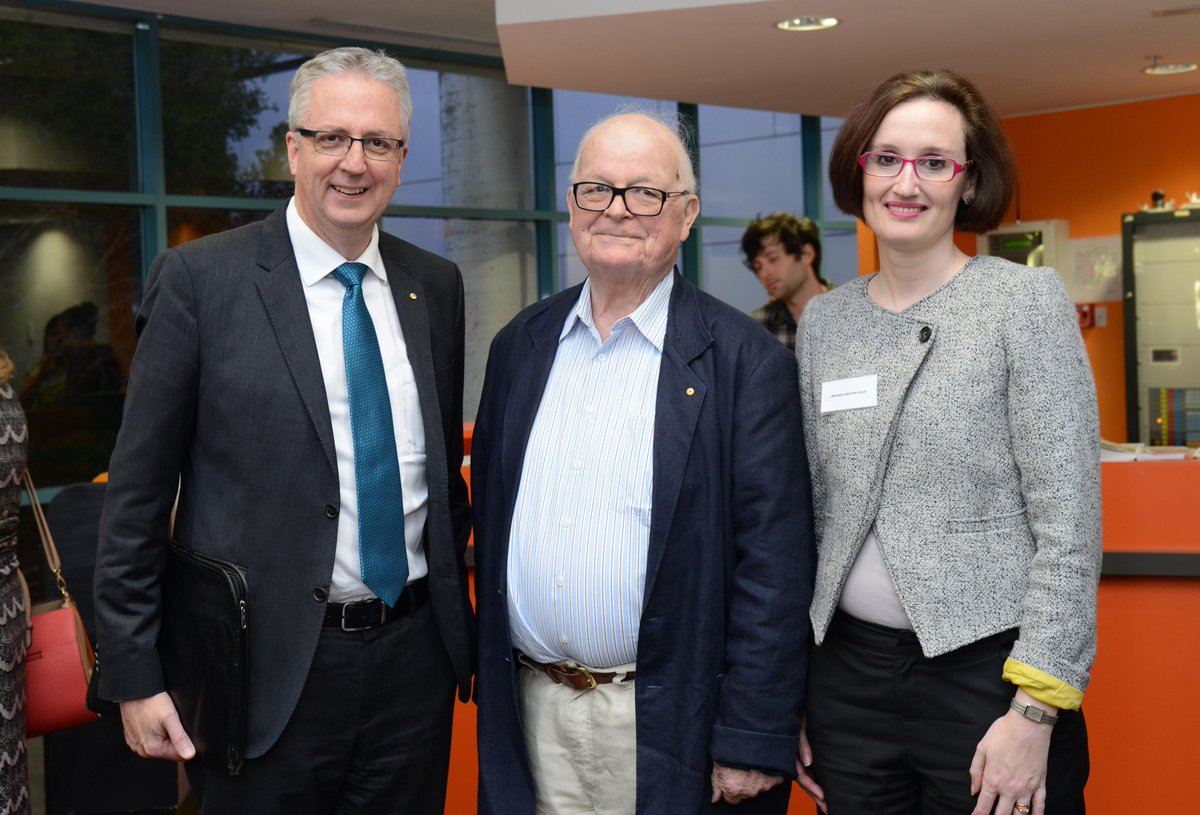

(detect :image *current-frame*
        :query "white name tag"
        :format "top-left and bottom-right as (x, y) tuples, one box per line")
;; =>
(821, 374), (878, 413)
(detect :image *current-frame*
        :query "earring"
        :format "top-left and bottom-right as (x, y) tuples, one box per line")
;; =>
(962, 195), (975, 206)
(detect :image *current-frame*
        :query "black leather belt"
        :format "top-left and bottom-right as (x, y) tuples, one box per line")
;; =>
(323, 578), (429, 631)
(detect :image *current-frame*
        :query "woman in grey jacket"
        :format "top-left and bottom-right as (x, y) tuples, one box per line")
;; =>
(795, 70), (1099, 815)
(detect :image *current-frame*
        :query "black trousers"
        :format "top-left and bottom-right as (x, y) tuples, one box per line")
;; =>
(807, 612), (1088, 815)
(187, 601), (456, 815)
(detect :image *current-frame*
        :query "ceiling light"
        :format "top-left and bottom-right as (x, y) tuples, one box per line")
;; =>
(776, 16), (839, 32)
(1143, 55), (1198, 75)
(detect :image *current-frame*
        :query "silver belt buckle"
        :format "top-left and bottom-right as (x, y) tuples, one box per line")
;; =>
(340, 600), (384, 632)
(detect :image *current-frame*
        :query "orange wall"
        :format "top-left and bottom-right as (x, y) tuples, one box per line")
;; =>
(1003, 93), (1200, 442)
(857, 93), (1200, 442)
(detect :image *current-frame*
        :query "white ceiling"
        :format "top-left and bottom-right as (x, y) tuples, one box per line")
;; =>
(97, 0), (1200, 118)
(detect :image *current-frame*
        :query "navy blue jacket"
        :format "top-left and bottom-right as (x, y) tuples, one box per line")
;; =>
(473, 272), (815, 813)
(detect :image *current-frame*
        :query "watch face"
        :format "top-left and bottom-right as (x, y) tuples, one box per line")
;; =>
(1011, 699), (1057, 724)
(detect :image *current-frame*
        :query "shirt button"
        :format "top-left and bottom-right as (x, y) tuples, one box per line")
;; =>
(919, 326), (932, 343)
(573, 460), (582, 470)
(560, 635), (569, 644)
(556, 576), (565, 586)
(584, 404), (595, 414)
(561, 517), (572, 527)
(597, 353), (607, 361)
(324, 504), (339, 519)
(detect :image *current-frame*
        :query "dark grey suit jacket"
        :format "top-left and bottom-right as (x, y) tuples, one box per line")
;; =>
(94, 206), (474, 758)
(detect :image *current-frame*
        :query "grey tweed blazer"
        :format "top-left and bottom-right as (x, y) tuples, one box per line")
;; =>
(797, 256), (1101, 694)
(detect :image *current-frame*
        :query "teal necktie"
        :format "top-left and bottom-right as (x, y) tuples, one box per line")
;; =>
(332, 262), (408, 607)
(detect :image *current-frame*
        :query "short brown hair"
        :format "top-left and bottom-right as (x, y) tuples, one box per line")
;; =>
(740, 212), (829, 287)
(0, 349), (12, 383)
(828, 69), (1016, 233)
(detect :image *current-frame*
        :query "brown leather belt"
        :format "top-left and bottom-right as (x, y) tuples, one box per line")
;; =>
(517, 652), (635, 691)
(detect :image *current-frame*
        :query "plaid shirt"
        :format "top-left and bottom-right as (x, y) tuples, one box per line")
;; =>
(748, 300), (797, 352)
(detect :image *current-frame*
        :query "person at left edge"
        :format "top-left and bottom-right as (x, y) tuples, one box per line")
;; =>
(93, 47), (473, 814)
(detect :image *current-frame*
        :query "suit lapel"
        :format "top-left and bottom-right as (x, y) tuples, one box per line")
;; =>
(253, 208), (338, 474)
(644, 273), (710, 602)
(501, 289), (580, 503)
(380, 241), (446, 480)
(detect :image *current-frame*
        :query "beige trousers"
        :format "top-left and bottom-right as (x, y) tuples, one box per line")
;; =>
(517, 663), (638, 815)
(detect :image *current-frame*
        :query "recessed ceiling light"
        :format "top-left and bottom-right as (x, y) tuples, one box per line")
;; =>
(776, 16), (839, 32)
(1143, 55), (1198, 75)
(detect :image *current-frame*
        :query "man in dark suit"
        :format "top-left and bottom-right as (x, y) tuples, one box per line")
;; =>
(472, 112), (815, 814)
(93, 47), (473, 813)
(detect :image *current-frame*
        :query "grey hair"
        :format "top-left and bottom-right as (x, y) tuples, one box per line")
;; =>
(288, 47), (413, 135)
(569, 107), (699, 195)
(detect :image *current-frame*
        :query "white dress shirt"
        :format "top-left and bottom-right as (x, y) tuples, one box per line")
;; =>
(286, 200), (428, 603)
(507, 273), (673, 669)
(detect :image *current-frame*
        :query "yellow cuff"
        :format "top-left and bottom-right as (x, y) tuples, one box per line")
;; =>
(1002, 659), (1083, 710)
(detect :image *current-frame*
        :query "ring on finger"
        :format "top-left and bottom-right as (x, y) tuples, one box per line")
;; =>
(1015, 804), (1031, 815)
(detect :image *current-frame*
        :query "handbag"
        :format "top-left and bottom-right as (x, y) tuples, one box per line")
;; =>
(20, 470), (100, 738)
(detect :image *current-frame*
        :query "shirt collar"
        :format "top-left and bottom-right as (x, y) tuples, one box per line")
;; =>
(286, 198), (386, 287)
(561, 270), (675, 353)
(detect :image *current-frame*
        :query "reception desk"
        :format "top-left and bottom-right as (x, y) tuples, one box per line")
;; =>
(1083, 461), (1199, 814)
(446, 459), (1200, 814)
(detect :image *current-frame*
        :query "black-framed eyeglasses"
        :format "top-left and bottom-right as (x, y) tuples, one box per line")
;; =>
(296, 128), (406, 161)
(571, 182), (689, 217)
(858, 151), (972, 182)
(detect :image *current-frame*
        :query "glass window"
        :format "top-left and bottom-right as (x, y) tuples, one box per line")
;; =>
(0, 9), (136, 191)
(821, 116), (855, 221)
(0, 203), (140, 485)
(697, 106), (804, 218)
(556, 220), (586, 290)
(553, 91), (675, 208)
(382, 217), (537, 421)
(821, 227), (861, 285)
(167, 208), (272, 247)
(699, 225), (764, 314)
(393, 69), (533, 210)
(160, 32), (306, 197)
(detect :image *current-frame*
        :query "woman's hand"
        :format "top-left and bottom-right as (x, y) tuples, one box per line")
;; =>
(795, 718), (828, 813)
(968, 692), (1055, 815)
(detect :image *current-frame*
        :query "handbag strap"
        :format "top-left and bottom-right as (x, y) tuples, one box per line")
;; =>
(21, 470), (74, 606)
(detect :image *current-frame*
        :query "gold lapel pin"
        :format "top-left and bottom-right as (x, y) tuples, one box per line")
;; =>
(409, 292), (418, 300)
(685, 387), (695, 396)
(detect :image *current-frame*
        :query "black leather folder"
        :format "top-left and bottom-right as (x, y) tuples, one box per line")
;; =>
(161, 541), (248, 776)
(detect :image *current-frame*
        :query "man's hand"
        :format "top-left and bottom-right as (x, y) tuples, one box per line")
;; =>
(710, 763), (784, 805)
(119, 692), (196, 762)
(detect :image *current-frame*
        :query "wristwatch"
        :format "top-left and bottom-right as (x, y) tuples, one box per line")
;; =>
(1009, 699), (1059, 725)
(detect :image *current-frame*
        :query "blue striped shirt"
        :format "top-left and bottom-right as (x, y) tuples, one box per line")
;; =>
(506, 273), (673, 669)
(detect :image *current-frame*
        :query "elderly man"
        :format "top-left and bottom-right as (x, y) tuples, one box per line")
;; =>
(473, 112), (815, 814)
(94, 47), (473, 813)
